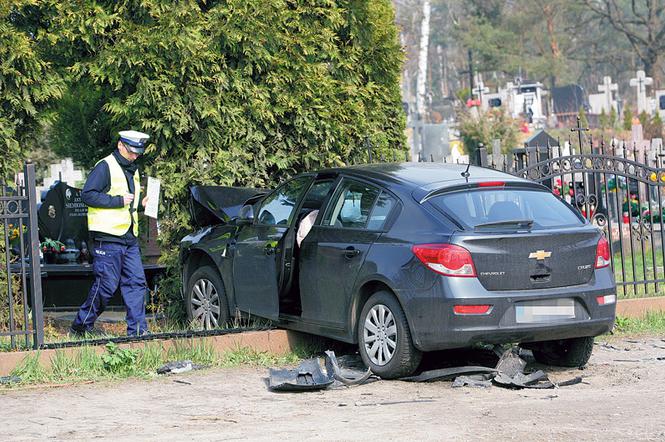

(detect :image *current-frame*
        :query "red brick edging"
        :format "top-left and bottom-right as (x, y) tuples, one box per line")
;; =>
(616, 296), (665, 318)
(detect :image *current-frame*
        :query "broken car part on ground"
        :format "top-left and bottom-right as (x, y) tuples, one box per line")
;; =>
(268, 347), (584, 392)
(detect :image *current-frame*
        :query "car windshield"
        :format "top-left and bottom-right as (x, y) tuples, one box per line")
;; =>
(429, 188), (584, 230)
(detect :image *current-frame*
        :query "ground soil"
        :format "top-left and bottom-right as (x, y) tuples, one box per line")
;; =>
(2, 335), (665, 441)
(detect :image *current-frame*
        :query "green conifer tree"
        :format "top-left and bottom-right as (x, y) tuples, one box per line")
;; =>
(578, 106), (589, 129)
(623, 108), (634, 131)
(609, 107), (618, 130)
(599, 109), (608, 130)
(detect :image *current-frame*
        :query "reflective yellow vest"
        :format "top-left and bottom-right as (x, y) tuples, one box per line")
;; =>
(87, 154), (140, 237)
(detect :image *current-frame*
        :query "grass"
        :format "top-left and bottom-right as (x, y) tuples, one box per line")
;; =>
(0, 309), (274, 352)
(2, 340), (320, 388)
(610, 312), (665, 336)
(612, 250), (665, 299)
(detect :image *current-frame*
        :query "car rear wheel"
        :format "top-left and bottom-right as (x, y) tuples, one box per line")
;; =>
(358, 291), (422, 379)
(529, 336), (594, 367)
(186, 265), (229, 329)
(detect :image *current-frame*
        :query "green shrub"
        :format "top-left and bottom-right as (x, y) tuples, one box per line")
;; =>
(101, 342), (138, 375)
(8, 1), (406, 322)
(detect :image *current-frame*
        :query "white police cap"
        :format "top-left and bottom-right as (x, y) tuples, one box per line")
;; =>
(119, 130), (150, 154)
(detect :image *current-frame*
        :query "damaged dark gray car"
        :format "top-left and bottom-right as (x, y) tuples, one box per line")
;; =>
(180, 163), (617, 378)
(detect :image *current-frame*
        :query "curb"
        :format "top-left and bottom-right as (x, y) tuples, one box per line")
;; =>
(0, 329), (313, 377)
(616, 296), (665, 318)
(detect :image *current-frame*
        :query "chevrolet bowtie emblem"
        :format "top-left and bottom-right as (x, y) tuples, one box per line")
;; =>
(529, 250), (552, 260)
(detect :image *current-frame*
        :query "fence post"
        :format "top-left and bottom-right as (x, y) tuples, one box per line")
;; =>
(24, 162), (43, 348)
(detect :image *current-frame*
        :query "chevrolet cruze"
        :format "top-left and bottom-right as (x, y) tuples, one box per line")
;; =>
(180, 163), (617, 378)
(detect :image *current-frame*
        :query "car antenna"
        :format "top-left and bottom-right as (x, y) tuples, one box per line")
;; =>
(461, 163), (471, 182)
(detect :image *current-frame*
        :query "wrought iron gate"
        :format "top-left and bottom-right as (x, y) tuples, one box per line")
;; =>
(1, 162), (44, 349)
(511, 137), (665, 299)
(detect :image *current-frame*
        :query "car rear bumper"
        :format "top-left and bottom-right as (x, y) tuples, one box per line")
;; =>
(398, 270), (616, 352)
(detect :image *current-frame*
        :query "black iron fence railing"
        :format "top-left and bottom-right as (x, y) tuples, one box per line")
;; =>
(1, 163), (44, 349)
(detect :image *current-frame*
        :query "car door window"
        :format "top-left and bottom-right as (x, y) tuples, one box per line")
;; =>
(257, 176), (311, 225)
(367, 192), (397, 230)
(324, 180), (380, 229)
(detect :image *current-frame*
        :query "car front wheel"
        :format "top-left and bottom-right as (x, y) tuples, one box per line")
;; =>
(358, 291), (422, 379)
(528, 336), (594, 367)
(186, 265), (229, 329)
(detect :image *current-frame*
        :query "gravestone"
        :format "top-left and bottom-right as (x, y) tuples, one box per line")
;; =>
(589, 93), (607, 115)
(421, 123), (451, 162)
(597, 76), (618, 113)
(490, 138), (504, 169)
(630, 70), (653, 114)
(37, 182), (88, 247)
(656, 90), (665, 120)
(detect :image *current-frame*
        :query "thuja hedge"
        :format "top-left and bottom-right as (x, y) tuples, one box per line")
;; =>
(7, 1), (406, 320)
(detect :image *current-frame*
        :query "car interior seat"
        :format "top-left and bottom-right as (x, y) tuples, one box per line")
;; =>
(487, 201), (521, 222)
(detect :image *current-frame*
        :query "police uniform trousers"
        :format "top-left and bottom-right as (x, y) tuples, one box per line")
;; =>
(72, 241), (148, 335)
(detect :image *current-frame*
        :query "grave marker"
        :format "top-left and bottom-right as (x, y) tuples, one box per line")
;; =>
(597, 76), (618, 113)
(629, 70), (653, 114)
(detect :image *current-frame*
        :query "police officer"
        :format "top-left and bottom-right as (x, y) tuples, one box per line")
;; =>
(70, 130), (151, 336)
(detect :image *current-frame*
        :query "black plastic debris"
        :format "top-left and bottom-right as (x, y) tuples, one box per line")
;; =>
(401, 366), (497, 383)
(493, 369), (554, 389)
(324, 351), (373, 386)
(156, 360), (206, 375)
(269, 358), (334, 392)
(0, 375), (21, 385)
(268, 351), (373, 392)
(404, 347), (585, 390)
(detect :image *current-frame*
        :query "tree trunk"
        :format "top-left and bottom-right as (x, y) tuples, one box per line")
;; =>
(643, 51), (662, 89)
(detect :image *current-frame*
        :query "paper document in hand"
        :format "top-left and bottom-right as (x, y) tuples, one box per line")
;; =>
(145, 177), (161, 219)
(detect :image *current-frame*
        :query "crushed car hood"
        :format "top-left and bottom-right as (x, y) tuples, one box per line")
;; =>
(188, 186), (266, 227)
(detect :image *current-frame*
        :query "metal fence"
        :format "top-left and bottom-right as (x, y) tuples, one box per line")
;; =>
(1, 163), (44, 349)
(473, 126), (665, 299)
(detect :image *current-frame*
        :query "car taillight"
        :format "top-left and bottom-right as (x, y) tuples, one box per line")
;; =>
(596, 294), (616, 305)
(595, 236), (611, 269)
(453, 304), (491, 315)
(412, 244), (476, 277)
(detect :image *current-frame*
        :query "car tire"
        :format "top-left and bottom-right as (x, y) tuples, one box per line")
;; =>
(357, 291), (422, 379)
(186, 265), (229, 329)
(529, 336), (594, 367)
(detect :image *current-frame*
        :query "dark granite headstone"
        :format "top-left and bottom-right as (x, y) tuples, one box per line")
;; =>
(38, 181), (88, 245)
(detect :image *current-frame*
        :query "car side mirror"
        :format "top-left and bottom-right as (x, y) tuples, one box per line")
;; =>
(237, 204), (255, 225)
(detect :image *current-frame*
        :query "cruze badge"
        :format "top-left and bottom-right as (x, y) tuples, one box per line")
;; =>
(529, 250), (552, 260)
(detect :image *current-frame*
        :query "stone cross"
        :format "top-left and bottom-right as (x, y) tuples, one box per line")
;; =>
(597, 76), (618, 112)
(39, 158), (85, 202)
(629, 70), (653, 114)
(472, 80), (489, 101)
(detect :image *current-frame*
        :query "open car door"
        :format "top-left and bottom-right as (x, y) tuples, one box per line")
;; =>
(232, 176), (312, 319)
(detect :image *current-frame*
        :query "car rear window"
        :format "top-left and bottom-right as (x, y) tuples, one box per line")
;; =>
(429, 188), (584, 229)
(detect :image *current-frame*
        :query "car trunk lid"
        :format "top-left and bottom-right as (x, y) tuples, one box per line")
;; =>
(453, 229), (599, 291)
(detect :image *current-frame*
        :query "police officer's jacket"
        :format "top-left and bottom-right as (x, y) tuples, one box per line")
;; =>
(82, 150), (141, 245)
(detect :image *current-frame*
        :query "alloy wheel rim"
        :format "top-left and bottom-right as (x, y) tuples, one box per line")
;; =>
(363, 304), (397, 366)
(191, 278), (220, 329)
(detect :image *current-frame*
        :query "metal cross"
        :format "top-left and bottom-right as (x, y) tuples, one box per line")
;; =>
(571, 116), (589, 152)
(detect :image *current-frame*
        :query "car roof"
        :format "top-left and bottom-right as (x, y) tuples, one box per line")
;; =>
(319, 163), (532, 200)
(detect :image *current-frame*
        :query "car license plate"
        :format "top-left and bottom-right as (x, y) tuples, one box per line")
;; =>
(515, 298), (576, 324)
